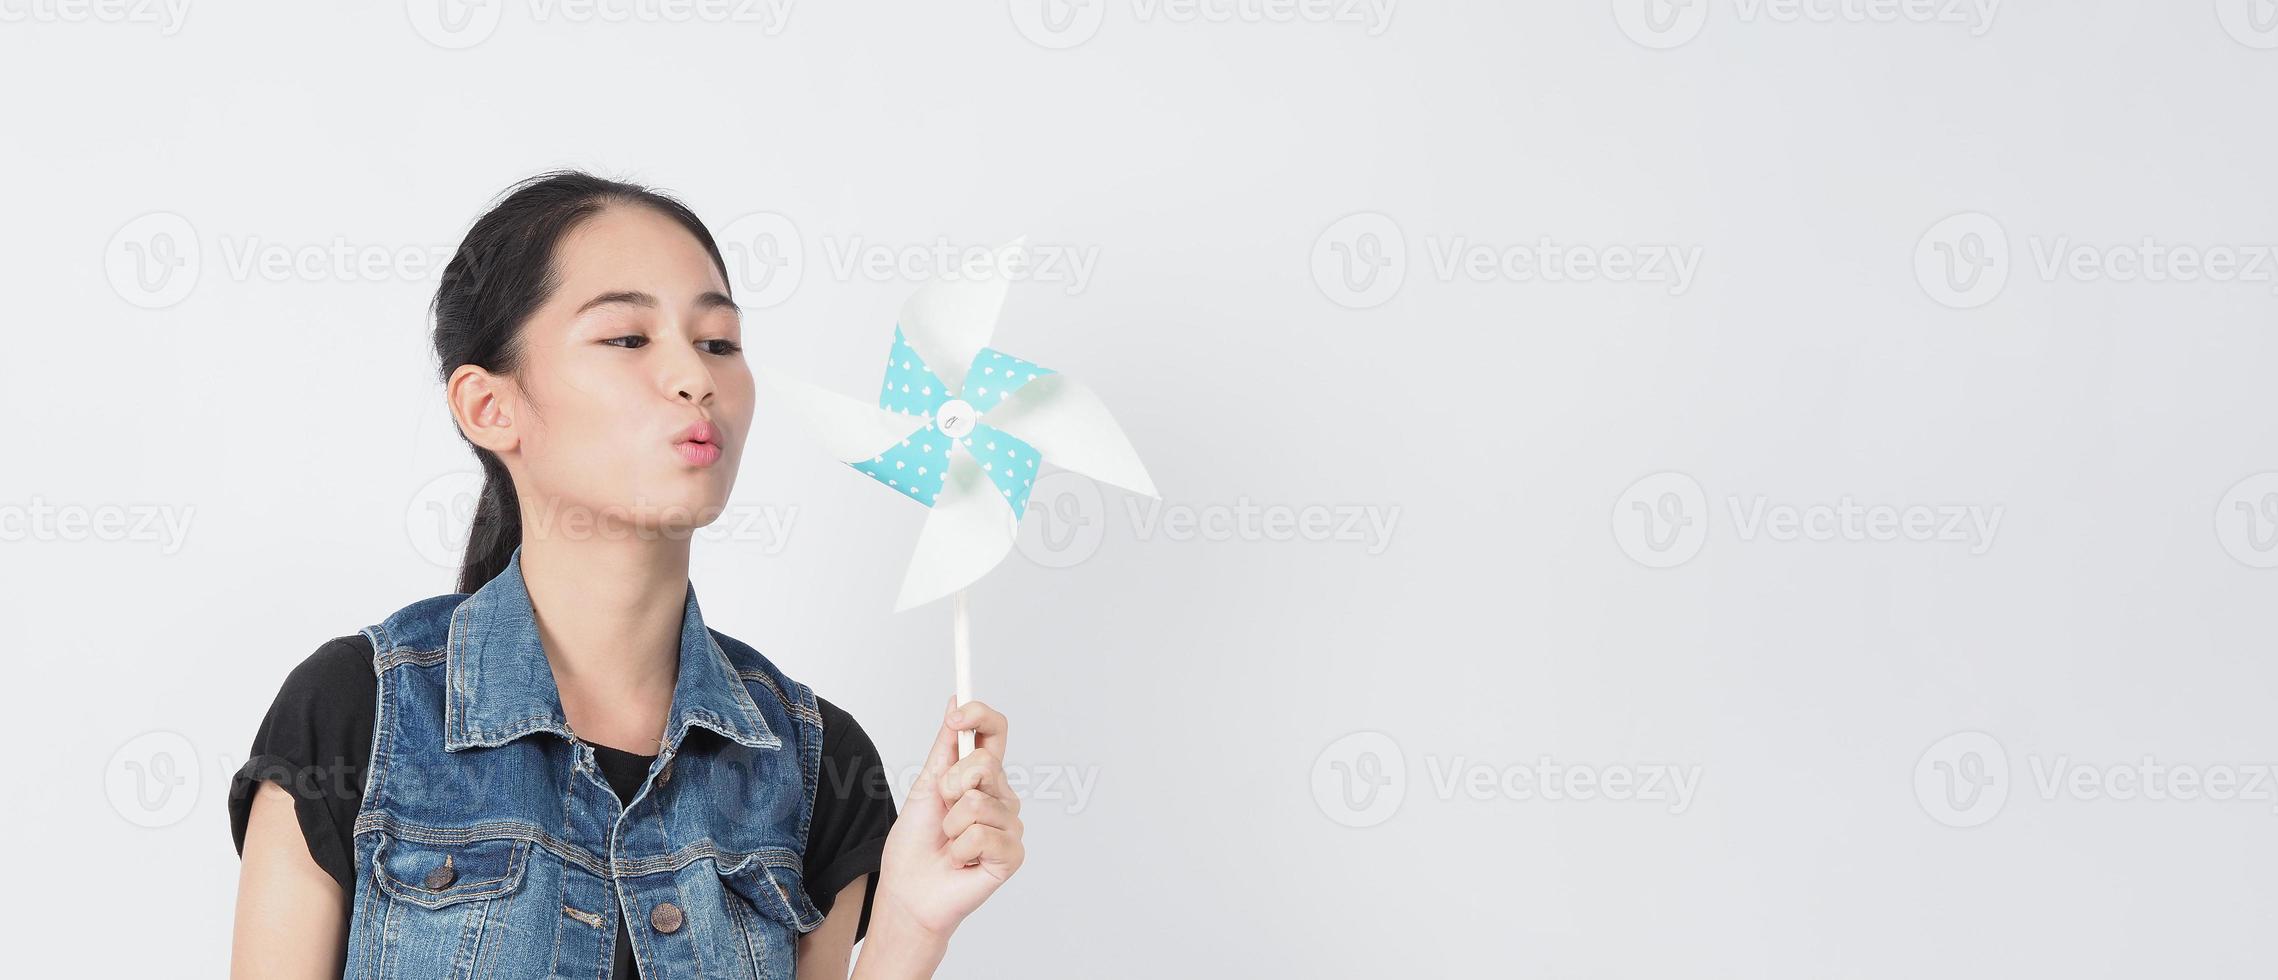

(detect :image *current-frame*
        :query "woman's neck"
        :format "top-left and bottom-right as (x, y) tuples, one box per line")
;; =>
(517, 533), (691, 755)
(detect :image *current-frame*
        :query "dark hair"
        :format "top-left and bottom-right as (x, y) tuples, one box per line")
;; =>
(432, 170), (733, 593)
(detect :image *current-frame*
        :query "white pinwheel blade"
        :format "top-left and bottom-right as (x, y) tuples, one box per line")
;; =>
(755, 364), (929, 463)
(894, 451), (1019, 612)
(979, 374), (1158, 498)
(898, 238), (1026, 393)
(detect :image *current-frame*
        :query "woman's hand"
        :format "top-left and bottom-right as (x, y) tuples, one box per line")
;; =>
(869, 697), (1025, 947)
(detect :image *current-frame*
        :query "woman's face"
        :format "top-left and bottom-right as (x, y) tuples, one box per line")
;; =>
(497, 202), (752, 538)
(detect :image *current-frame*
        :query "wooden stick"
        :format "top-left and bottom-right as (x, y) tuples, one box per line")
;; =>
(953, 588), (973, 760)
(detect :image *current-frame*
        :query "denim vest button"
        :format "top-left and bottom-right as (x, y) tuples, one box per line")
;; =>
(649, 901), (684, 933)
(422, 855), (457, 890)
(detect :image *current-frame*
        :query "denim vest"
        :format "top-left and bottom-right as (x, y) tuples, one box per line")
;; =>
(342, 545), (827, 979)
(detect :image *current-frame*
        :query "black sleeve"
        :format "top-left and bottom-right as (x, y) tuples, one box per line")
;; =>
(227, 635), (378, 896)
(805, 695), (899, 944)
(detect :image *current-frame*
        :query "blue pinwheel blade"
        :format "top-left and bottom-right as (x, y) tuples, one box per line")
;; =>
(878, 325), (953, 419)
(851, 424), (957, 506)
(962, 347), (1055, 413)
(961, 422), (1043, 519)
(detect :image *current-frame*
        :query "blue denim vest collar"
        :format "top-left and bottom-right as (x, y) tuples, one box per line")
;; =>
(441, 543), (781, 756)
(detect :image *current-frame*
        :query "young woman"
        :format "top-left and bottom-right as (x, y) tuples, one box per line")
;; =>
(227, 171), (1025, 979)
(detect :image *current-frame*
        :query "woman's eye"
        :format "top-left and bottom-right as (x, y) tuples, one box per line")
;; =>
(603, 335), (649, 349)
(701, 339), (744, 356)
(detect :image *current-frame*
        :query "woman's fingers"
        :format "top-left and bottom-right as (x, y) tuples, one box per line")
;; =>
(945, 823), (1025, 881)
(939, 787), (1023, 842)
(937, 700), (1020, 811)
(936, 745), (1020, 811)
(947, 699), (1008, 756)
(926, 700), (1026, 883)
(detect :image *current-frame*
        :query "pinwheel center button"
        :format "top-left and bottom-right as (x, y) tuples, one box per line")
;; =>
(935, 399), (978, 439)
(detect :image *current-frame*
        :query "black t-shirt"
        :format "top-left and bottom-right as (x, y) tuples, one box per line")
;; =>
(228, 634), (898, 979)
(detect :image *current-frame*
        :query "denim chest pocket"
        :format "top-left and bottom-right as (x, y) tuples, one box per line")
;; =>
(359, 833), (537, 979)
(372, 834), (533, 908)
(716, 854), (825, 977)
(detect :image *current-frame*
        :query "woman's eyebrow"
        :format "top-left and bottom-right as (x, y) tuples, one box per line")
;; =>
(574, 290), (741, 315)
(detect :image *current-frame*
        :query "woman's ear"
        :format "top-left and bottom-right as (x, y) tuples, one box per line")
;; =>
(447, 364), (519, 454)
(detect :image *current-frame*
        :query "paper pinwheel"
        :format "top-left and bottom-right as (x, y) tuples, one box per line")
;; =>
(759, 240), (1156, 753)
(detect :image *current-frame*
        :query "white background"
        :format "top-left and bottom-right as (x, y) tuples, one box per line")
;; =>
(8, 1), (2278, 976)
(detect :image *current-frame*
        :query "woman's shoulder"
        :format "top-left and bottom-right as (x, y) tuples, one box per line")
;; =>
(269, 633), (380, 711)
(244, 634), (383, 767)
(812, 694), (870, 751)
